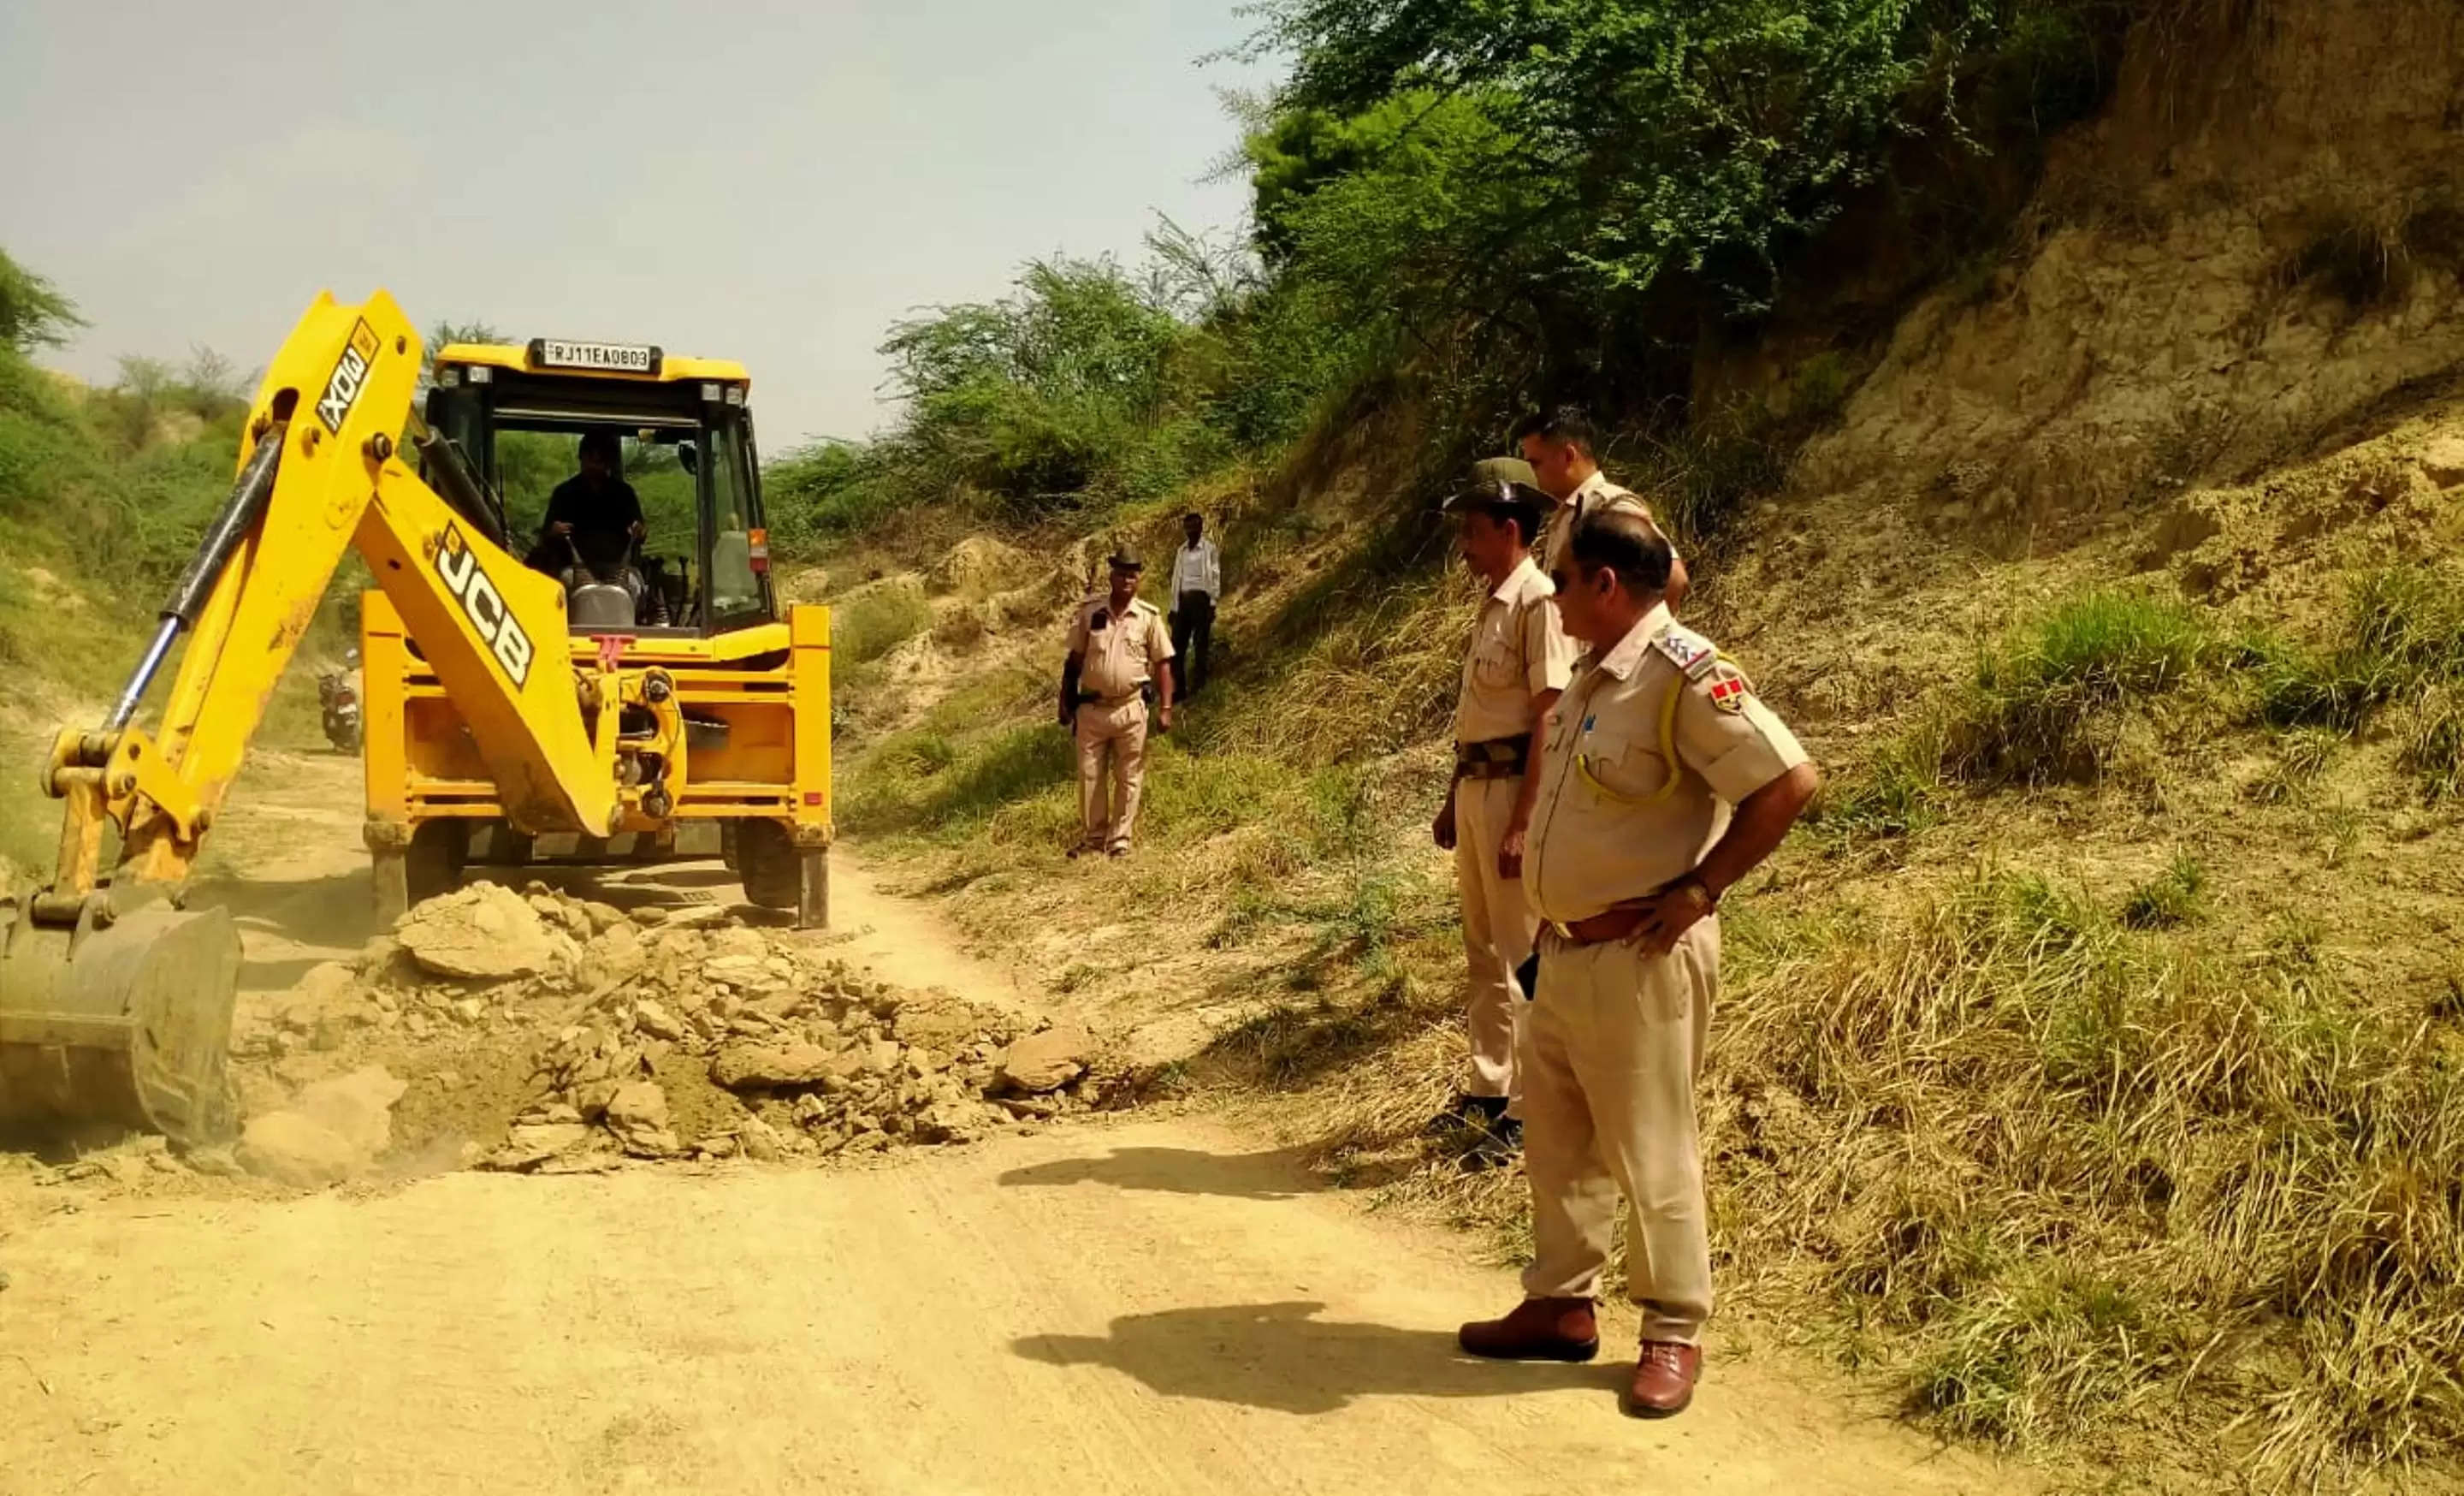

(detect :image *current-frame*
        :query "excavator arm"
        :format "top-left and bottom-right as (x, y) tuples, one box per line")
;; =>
(0, 289), (622, 1144)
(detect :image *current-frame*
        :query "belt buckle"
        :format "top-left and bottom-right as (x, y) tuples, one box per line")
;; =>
(1548, 920), (1573, 941)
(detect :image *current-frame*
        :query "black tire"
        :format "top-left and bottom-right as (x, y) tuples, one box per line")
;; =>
(736, 819), (800, 910)
(405, 820), (469, 907)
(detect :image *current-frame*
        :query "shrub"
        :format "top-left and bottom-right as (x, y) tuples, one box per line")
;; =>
(829, 577), (933, 665)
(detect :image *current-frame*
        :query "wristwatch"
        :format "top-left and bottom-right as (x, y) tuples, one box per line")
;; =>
(1674, 875), (1717, 911)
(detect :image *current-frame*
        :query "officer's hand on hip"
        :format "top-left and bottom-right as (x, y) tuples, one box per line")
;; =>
(1624, 878), (1715, 956)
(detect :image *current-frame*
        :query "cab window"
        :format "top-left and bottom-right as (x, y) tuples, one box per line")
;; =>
(705, 419), (764, 621)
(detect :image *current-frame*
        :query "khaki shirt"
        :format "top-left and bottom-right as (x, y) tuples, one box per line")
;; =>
(1454, 556), (1578, 745)
(1069, 595), (1174, 700)
(1524, 604), (1808, 925)
(1537, 471), (1678, 579)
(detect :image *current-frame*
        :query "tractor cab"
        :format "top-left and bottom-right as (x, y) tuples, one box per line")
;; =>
(422, 338), (774, 637)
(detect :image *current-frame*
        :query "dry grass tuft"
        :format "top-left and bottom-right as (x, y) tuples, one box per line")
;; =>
(1708, 873), (2464, 1481)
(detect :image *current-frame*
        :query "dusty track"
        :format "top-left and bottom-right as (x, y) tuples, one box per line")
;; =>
(1, 757), (2014, 1494)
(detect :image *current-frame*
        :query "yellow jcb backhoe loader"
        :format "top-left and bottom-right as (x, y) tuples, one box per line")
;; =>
(0, 291), (833, 1147)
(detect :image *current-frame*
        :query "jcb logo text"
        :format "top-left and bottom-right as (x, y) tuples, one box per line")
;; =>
(316, 320), (382, 434)
(435, 525), (535, 688)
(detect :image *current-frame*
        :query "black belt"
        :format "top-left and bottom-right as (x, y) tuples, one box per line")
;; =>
(1454, 734), (1531, 780)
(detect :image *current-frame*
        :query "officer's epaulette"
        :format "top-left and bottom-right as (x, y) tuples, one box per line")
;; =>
(1652, 624), (1720, 680)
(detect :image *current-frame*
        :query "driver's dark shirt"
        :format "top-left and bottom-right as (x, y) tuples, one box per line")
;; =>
(540, 475), (644, 574)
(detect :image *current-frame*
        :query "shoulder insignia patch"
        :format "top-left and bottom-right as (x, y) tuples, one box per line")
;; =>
(1653, 628), (1720, 680)
(1706, 667), (1750, 714)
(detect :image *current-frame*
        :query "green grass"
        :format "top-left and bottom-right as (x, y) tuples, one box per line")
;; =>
(2248, 567), (2464, 802)
(2255, 567), (2464, 732)
(2402, 687), (2464, 803)
(2119, 851), (2206, 929)
(1809, 726), (1946, 844)
(1943, 590), (2210, 785)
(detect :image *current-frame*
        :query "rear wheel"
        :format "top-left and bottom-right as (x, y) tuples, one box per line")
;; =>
(736, 819), (798, 910)
(405, 820), (469, 908)
(737, 820), (824, 925)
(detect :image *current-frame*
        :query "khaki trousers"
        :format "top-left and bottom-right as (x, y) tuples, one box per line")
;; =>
(1451, 775), (1533, 1107)
(1075, 698), (1149, 851)
(1519, 917), (1718, 1345)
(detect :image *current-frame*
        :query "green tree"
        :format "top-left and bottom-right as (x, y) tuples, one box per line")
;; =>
(1241, 0), (2118, 359)
(0, 247), (82, 353)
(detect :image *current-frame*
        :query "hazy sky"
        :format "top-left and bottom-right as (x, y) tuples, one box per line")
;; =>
(0, 0), (1272, 448)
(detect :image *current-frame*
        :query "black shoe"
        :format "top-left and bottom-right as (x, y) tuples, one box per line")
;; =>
(1424, 1093), (1508, 1137)
(1460, 1114), (1522, 1172)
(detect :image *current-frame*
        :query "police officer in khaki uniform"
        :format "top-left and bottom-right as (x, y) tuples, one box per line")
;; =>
(1458, 510), (1818, 1419)
(1430, 461), (1577, 1158)
(1510, 406), (1691, 609)
(1060, 549), (1175, 858)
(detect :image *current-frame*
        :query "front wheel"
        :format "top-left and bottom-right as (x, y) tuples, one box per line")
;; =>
(737, 820), (825, 927)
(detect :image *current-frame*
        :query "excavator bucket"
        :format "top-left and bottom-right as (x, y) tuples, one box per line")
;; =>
(0, 903), (240, 1148)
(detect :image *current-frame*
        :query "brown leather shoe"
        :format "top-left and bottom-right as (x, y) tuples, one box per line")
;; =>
(1622, 1340), (1702, 1417)
(1458, 1297), (1599, 1362)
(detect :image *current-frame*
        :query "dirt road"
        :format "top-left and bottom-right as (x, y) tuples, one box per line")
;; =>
(2, 757), (2012, 1494)
(3, 1111), (2007, 1496)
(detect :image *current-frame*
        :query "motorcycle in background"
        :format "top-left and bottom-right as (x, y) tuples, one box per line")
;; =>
(319, 650), (363, 753)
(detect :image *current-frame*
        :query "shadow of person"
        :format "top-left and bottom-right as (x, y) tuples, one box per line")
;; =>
(1014, 1301), (1621, 1415)
(997, 1146), (1323, 1201)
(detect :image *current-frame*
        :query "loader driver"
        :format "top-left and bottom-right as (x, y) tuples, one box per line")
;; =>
(532, 430), (646, 592)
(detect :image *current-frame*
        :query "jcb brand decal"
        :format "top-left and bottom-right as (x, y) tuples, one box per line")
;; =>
(435, 525), (535, 688)
(315, 320), (382, 433)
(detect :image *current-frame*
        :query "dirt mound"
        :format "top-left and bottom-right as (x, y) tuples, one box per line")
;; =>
(931, 535), (1039, 601)
(1796, 0), (2464, 525)
(216, 882), (1121, 1184)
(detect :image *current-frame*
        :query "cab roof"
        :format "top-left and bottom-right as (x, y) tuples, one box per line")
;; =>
(435, 340), (751, 389)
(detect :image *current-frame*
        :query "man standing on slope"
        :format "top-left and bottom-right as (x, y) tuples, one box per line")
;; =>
(1169, 512), (1222, 702)
(1429, 460), (1575, 1164)
(1458, 509), (1817, 1418)
(1511, 407), (1691, 610)
(1060, 549), (1175, 859)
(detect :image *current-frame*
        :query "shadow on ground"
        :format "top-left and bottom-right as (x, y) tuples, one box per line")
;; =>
(998, 1145), (1326, 1201)
(1013, 1300), (1620, 1415)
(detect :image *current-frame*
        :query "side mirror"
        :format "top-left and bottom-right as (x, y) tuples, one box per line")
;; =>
(677, 442), (699, 477)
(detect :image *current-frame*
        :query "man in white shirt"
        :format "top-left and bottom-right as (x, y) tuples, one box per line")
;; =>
(1169, 512), (1223, 702)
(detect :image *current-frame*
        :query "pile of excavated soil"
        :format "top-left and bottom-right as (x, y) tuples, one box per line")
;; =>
(207, 881), (1119, 1187)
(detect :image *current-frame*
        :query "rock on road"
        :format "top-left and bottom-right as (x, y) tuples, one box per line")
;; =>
(0, 1114), (2005, 1496)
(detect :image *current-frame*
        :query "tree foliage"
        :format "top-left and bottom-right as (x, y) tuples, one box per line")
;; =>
(767, 240), (1368, 546)
(1234, 0), (2123, 410)
(766, 1), (2125, 549)
(0, 247), (83, 353)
